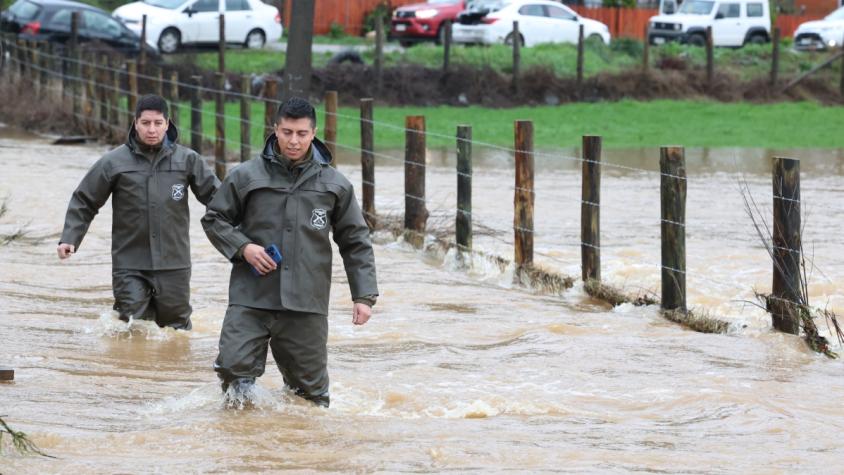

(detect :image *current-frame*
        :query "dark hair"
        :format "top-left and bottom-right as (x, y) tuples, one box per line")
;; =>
(135, 94), (169, 119)
(274, 97), (316, 128)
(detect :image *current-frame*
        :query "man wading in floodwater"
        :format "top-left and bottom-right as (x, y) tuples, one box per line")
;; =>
(57, 94), (219, 330)
(202, 97), (378, 407)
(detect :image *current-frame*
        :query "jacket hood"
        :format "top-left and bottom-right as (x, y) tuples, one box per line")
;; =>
(261, 134), (332, 165)
(126, 119), (179, 153)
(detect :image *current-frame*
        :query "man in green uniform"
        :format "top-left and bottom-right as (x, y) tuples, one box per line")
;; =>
(202, 97), (378, 407)
(58, 94), (219, 330)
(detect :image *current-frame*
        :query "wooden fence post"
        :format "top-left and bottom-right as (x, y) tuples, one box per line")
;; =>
(360, 98), (376, 230)
(98, 54), (108, 133)
(642, 25), (650, 72)
(770, 27), (780, 86)
(705, 26), (714, 87)
(70, 12), (80, 118)
(85, 52), (96, 131)
(126, 60), (138, 127)
(840, 32), (844, 97)
(109, 57), (121, 135)
(240, 75), (251, 162)
(576, 24), (584, 89)
(512, 21), (520, 94)
(770, 157), (801, 335)
(660, 146), (686, 312)
(581, 135), (601, 283)
(456, 124), (472, 254)
(375, 12), (384, 93)
(442, 20), (452, 74)
(169, 71), (179, 127)
(218, 13), (226, 74)
(139, 14), (147, 74)
(514, 120), (534, 267)
(190, 75), (203, 154)
(214, 72), (226, 179)
(324, 90), (338, 167)
(404, 115), (428, 248)
(264, 78), (278, 136)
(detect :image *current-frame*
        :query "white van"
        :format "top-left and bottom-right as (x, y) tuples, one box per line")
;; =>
(647, 0), (770, 47)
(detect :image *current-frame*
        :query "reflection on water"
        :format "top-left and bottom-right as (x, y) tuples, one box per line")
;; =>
(1, 129), (843, 473)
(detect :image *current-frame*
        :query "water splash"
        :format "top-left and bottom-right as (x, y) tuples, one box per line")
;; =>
(82, 311), (180, 341)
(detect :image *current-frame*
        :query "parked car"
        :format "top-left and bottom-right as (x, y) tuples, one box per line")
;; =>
(452, 0), (610, 46)
(647, 0), (770, 47)
(0, 0), (155, 57)
(113, 0), (282, 54)
(793, 6), (844, 51)
(390, 0), (466, 47)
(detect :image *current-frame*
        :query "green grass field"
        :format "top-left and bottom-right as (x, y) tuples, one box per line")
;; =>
(175, 99), (843, 152)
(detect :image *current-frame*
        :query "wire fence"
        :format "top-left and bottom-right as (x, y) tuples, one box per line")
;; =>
(2, 38), (842, 338)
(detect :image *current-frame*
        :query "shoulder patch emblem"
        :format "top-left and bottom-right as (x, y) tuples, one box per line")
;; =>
(310, 208), (327, 230)
(171, 183), (186, 201)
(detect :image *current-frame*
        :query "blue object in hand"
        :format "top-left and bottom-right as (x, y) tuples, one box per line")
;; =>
(251, 244), (283, 276)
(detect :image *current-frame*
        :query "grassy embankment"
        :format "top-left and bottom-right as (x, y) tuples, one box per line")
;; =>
(175, 99), (843, 152)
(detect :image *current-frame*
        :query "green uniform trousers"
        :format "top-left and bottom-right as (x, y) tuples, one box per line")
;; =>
(214, 304), (330, 406)
(111, 268), (193, 330)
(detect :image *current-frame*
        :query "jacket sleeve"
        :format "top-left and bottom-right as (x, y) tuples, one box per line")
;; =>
(188, 153), (220, 205)
(332, 183), (379, 301)
(201, 172), (251, 261)
(59, 157), (113, 249)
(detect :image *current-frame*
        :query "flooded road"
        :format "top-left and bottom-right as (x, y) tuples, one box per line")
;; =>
(1, 127), (843, 473)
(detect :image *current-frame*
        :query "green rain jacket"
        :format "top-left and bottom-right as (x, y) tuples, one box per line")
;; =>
(201, 135), (378, 315)
(60, 123), (219, 270)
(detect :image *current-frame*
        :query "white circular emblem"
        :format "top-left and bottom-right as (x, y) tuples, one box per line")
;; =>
(310, 208), (327, 230)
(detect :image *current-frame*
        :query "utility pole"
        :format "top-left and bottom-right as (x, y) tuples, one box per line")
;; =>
(282, 0), (314, 100)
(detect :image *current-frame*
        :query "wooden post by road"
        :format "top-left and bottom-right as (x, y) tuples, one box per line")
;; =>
(514, 120), (534, 267)
(581, 135), (601, 283)
(324, 90), (337, 167)
(98, 54), (109, 133)
(442, 20), (452, 73)
(218, 14), (226, 74)
(214, 72), (226, 179)
(660, 146), (686, 312)
(512, 21), (521, 94)
(705, 26), (714, 86)
(264, 78), (278, 136)
(139, 14), (147, 74)
(576, 24), (584, 88)
(70, 12), (80, 117)
(642, 24), (650, 72)
(168, 71), (180, 127)
(771, 157), (801, 334)
(360, 98), (376, 230)
(770, 27), (780, 86)
(190, 75), (203, 154)
(840, 32), (844, 96)
(375, 12), (384, 93)
(109, 57), (121, 134)
(404, 115), (428, 248)
(456, 124), (472, 253)
(126, 60), (138, 126)
(240, 75), (251, 162)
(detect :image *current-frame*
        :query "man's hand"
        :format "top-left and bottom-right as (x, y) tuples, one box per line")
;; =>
(242, 243), (277, 275)
(352, 303), (371, 326)
(57, 243), (75, 259)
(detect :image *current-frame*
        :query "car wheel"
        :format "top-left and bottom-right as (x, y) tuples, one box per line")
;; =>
(504, 32), (524, 47)
(746, 33), (767, 45)
(586, 33), (605, 46)
(688, 33), (706, 47)
(158, 28), (181, 54)
(435, 24), (447, 45)
(245, 29), (266, 49)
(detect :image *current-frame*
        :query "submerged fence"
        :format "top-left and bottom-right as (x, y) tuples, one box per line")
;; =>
(1, 36), (840, 347)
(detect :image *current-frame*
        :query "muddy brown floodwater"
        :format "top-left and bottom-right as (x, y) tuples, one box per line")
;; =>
(1, 125), (843, 473)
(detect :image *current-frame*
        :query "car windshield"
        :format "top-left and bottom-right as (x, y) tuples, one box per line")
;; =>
(825, 6), (844, 20)
(8, 0), (40, 21)
(143, 0), (186, 9)
(677, 0), (715, 14)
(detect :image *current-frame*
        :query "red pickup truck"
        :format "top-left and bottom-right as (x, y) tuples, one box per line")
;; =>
(390, 0), (467, 47)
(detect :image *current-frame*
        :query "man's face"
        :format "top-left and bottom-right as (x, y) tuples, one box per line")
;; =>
(275, 117), (316, 161)
(134, 110), (168, 147)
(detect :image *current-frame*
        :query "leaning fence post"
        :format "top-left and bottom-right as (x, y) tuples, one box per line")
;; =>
(511, 21), (521, 94)
(240, 75), (251, 162)
(770, 157), (801, 335)
(324, 90), (338, 167)
(404, 115), (428, 248)
(514, 120), (534, 267)
(576, 24), (584, 89)
(456, 124), (473, 254)
(214, 72), (226, 179)
(705, 26), (714, 86)
(770, 27), (780, 86)
(660, 146), (687, 312)
(581, 135), (601, 283)
(264, 78), (278, 136)
(190, 75), (203, 154)
(360, 98), (376, 230)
